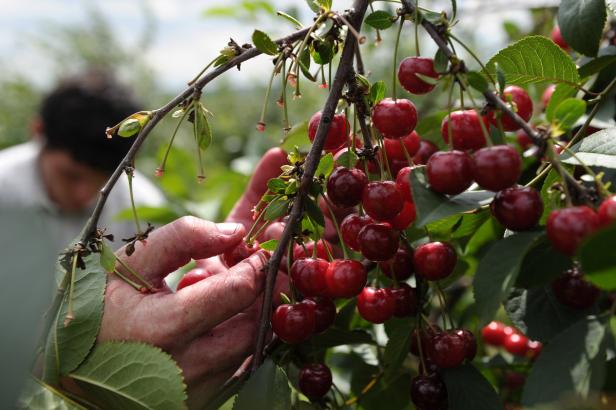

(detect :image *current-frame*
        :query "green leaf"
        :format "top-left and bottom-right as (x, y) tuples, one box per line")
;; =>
(466, 71), (489, 93)
(515, 236), (571, 288)
(281, 121), (310, 150)
(113, 206), (182, 225)
(336, 149), (359, 169)
(251, 30), (278, 56)
(369, 80), (386, 104)
(194, 104), (213, 150)
(305, 198), (325, 227)
(99, 240), (116, 273)
(558, 0), (607, 57)
(415, 111), (448, 149)
(304, 0), (320, 13)
(465, 216), (504, 256)
(44, 253), (107, 382)
(545, 84), (577, 122)
(441, 363), (503, 410)
(298, 48), (315, 82)
(578, 224), (616, 290)
(539, 168), (563, 224)
(259, 239), (279, 251)
(18, 378), (84, 410)
(310, 39), (336, 65)
(552, 98), (587, 136)
(561, 128), (616, 168)
(276, 11), (302, 28)
(265, 197), (289, 221)
(233, 359), (290, 410)
(522, 315), (609, 406)
(364, 10), (395, 29)
(578, 47), (616, 78)
(383, 319), (413, 381)
(307, 327), (374, 349)
(267, 178), (287, 194)
(485, 36), (580, 87)
(473, 231), (544, 324)
(70, 342), (187, 410)
(410, 167), (494, 228)
(315, 152), (334, 178)
(434, 48), (449, 73)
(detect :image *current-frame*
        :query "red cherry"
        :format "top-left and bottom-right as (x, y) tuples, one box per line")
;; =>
(551, 26), (569, 50)
(340, 213), (374, 252)
(527, 340), (543, 360)
(372, 98), (418, 139)
(389, 283), (418, 317)
(412, 140), (439, 165)
(426, 151), (473, 195)
(362, 181), (404, 221)
(546, 206), (600, 255)
(410, 325), (442, 356)
(384, 131), (421, 162)
(542, 84), (556, 109)
(263, 221), (285, 241)
(598, 195), (616, 227)
(299, 363), (332, 399)
(379, 247), (414, 280)
(551, 267), (600, 309)
(222, 241), (259, 267)
(395, 166), (413, 202)
(176, 268), (213, 291)
(428, 331), (467, 368)
(398, 56), (439, 95)
(481, 321), (508, 346)
(489, 86), (533, 131)
(302, 297), (336, 333)
(490, 186), (543, 231)
(325, 259), (367, 298)
(410, 373), (448, 410)
(454, 329), (477, 360)
(516, 129), (534, 150)
(358, 223), (400, 261)
(472, 145), (522, 191)
(271, 303), (315, 344)
(308, 111), (348, 151)
(326, 167), (368, 208)
(294, 240), (333, 260)
(390, 201), (416, 230)
(290, 258), (329, 297)
(414, 242), (457, 280)
(441, 110), (489, 151)
(357, 287), (396, 323)
(503, 333), (529, 356)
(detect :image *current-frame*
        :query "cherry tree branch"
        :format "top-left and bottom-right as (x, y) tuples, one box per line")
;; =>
(251, 0), (370, 371)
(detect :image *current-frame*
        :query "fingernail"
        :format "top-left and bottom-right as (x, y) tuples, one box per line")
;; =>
(216, 222), (243, 235)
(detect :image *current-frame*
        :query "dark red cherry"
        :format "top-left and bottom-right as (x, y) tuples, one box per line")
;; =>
(490, 186), (543, 231)
(413, 242), (457, 280)
(426, 151), (473, 195)
(428, 331), (467, 368)
(598, 195), (616, 227)
(326, 167), (368, 208)
(271, 303), (315, 344)
(379, 247), (414, 280)
(357, 287), (396, 323)
(546, 206), (600, 255)
(308, 111), (348, 151)
(398, 56), (439, 95)
(472, 145), (521, 191)
(372, 98), (418, 139)
(293, 240), (333, 260)
(390, 201), (416, 230)
(362, 181), (404, 221)
(325, 259), (367, 298)
(395, 166), (413, 202)
(222, 241), (259, 267)
(454, 329), (477, 360)
(410, 325), (442, 356)
(516, 129), (534, 150)
(481, 321), (509, 346)
(357, 223), (400, 261)
(410, 373), (448, 410)
(489, 86), (533, 131)
(413, 140), (439, 165)
(551, 26), (569, 50)
(384, 131), (421, 162)
(503, 333), (529, 356)
(441, 110), (489, 151)
(302, 297), (336, 333)
(290, 258), (329, 297)
(340, 214), (374, 252)
(542, 84), (556, 109)
(390, 283), (418, 317)
(176, 268), (213, 291)
(552, 267), (600, 309)
(299, 363), (332, 399)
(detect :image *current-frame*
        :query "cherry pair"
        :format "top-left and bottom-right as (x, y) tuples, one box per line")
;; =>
(356, 284), (418, 323)
(271, 296), (336, 344)
(291, 257), (367, 299)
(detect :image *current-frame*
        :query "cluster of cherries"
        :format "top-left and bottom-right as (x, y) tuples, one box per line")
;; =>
(481, 321), (542, 359)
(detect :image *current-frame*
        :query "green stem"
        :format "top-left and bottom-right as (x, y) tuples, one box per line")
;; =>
(157, 106), (190, 175)
(449, 33), (496, 86)
(392, 17), (405, 100)
(116, 257), (154, 291)
(281, 58), (290, 135)
(65, 253), (78, 326)
(414, 0), (420, 56)
(113, 268), (143, 291)
(125, 167), (142, 235)
(259, 58), (282, 127)
(323, 196), (350, 259)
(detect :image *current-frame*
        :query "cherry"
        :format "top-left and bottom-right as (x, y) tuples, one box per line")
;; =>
(176, 268), (213, 291)
(326, 167), (368, 208)
(372, 98), (418, 139)
(379, 247), (414, 280)
(325, 259), (367, 298)
(441, 110), (488, 151)
(551, 26), (569, 50)
(294, 240), (333, 260)
(340, 214), (374, 252)
(302, 297), (336, 333)
(271, 303), (315, 344)
(410, 325), (442, 356)
(299, 363), (332, 400)
(426, 151), (473, 195)
(413, 241), (457, 280)
(410, 373), (448, 410)
(455, 329), (477, 360)
(362, 181), (404, 221)
(504, 371), (526, 390)
(319, 194), (353, 223)
(390, 201), (416, 230)
(472, 145), (521, 191)
(263, 221), (285, 241)
(358, 223), (400, 261)
(290, 257), (329, 297)
(489, 86), (533, 131)
(542, 84), (556, 109)
(390, 283), (418, 317)
(395, 166), (413, 202)
(387, 158), (408, 178)
(490, 186), (543, 231)
(503, 332), (529, 356)
(481, 321), (509, 346)
(357, 287), (396, 323)
(527, 340), (543, 360)
(413, 140), (439, 165)
(546, 206), (600, 255)
(598, 195), (616, 227)
(308, 111), (348, 151)
(398, 56), (439, 95)
(222, 241), (259, 267)
(551, 267), (600, 309)
(384, 131), (421, 161)
(516, 129), (534, 150)
(428, 331), (467, 368)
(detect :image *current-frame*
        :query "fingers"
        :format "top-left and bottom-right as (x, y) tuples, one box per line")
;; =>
(116, 216), (245, 284)
(227, 148), (288, 228)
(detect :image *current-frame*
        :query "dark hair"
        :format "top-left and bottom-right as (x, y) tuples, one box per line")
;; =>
(39, 70), (141, 174)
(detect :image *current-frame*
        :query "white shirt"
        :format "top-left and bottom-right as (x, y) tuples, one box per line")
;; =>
(0, 141), (165, 252)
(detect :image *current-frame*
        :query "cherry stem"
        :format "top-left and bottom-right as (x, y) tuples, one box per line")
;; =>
(413, 0), (420, 56)
(157, 105), (190, 175)
(400, 139), (414, 166)
(392, 17), (405, 101)
(259, 57), (282, 127)
(65, 253), (78, 327)
(448, 33), (496, 86)
(323, 195), (350, 259)
(113, 268), (143, 291)
(115, 256), (154, 291)
(125, 166), (142, 235)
